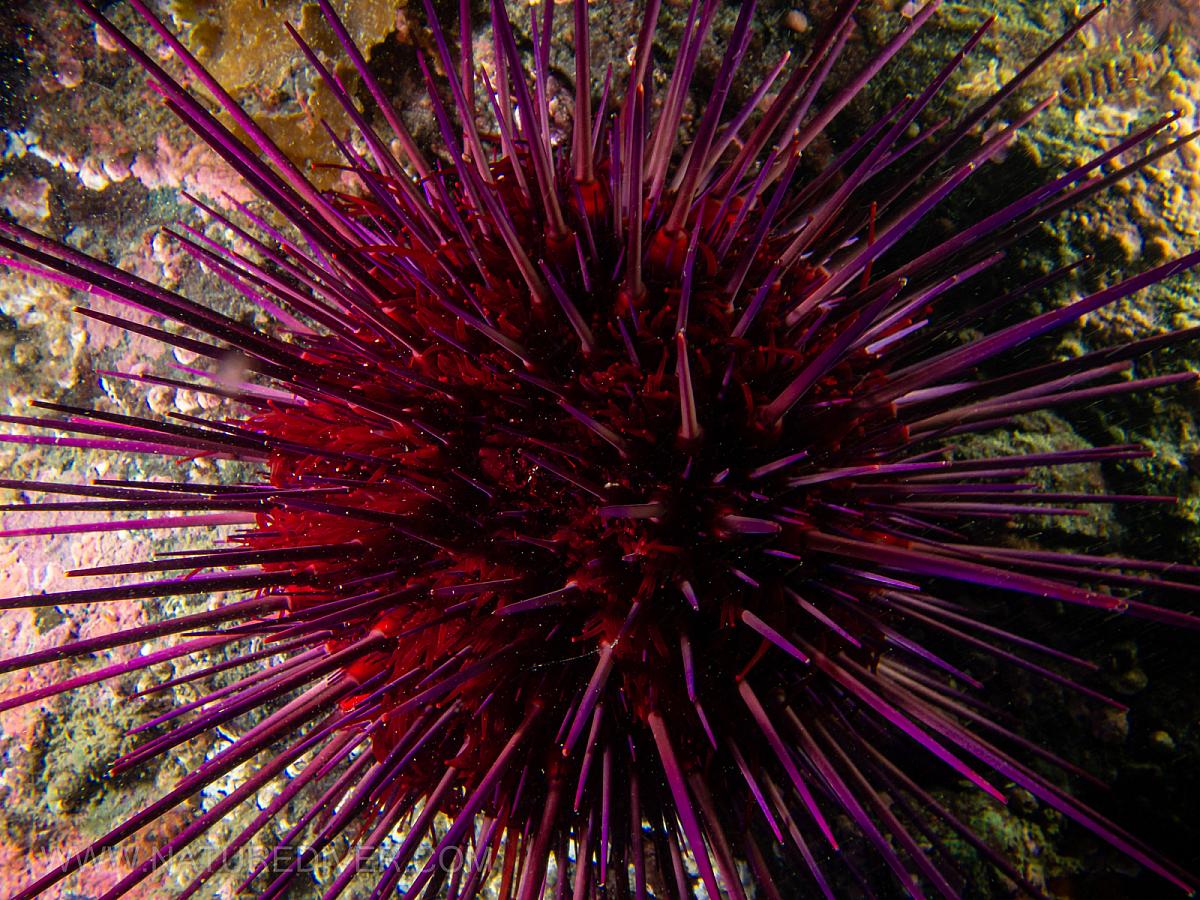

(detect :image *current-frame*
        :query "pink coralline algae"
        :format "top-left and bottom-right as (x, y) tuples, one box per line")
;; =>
(128, 133), (255, 208)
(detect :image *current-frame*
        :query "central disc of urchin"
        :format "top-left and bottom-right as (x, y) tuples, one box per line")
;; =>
(483, 264), (797, 627)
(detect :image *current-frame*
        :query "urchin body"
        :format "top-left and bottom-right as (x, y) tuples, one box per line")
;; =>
(1, 0), (1199, 898)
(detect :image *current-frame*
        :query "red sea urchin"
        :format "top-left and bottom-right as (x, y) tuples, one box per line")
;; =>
(1, 0), (1199, 896)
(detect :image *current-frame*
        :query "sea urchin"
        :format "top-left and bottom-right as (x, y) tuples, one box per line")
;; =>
(1, 0), (1199, 897)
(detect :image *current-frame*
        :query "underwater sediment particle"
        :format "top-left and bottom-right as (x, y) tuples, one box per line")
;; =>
(1, 0), (1199, 897)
